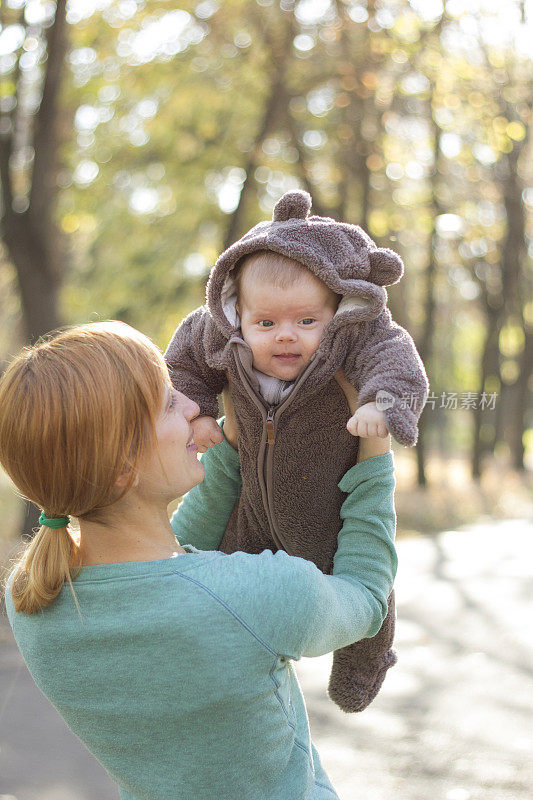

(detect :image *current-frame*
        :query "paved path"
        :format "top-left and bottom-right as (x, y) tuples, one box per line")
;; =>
(1, 519), (532, 800)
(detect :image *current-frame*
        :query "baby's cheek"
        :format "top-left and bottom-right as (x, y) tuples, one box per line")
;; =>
(301, 331), (322, 362)
(250, 339), (272, 362)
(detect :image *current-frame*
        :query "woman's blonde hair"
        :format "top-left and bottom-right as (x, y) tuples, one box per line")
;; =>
(0, 321), (170, 614)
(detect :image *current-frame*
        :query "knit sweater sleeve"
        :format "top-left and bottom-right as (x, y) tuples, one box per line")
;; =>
(164, 306), (228, 418)
(170, 424), (241, 551)
(173, 442), (396, 661)
(342, 308), (429, 446)
(225, 453), (397, 661)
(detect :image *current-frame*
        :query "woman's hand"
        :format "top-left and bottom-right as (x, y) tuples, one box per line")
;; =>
(221, 388), (238, 450)
(334, 369), (391, 462)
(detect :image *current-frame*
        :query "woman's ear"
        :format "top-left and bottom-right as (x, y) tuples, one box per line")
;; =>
(115, 470), (139, 490)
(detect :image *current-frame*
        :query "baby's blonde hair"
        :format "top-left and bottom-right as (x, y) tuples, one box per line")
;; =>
(234, 251), (340, 309)
(234, 251), (309, 296)
(0, 321), (170, 614)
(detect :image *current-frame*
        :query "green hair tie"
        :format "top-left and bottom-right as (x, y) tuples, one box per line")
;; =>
(39, 512), (70, 529)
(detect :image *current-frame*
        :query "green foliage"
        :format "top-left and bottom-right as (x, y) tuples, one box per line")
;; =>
(0, 0), (531, 462)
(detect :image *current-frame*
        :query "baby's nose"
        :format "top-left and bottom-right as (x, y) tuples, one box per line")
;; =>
(275, 323), (297, 341)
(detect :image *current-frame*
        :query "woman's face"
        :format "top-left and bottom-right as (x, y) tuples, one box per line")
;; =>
(137, 387), (204, 501)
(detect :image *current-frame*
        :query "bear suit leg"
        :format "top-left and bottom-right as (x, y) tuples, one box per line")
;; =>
(328, 590), (397, 713)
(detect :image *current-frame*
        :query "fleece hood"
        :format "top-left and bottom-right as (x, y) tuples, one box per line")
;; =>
(206, 190), (404, 338)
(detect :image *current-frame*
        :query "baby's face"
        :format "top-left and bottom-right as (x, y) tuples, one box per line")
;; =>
(238, 270), (338, 381)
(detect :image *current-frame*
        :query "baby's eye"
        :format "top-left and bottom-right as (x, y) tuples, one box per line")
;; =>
(300, 318), (315, 325)
(258, 320), (274, 328)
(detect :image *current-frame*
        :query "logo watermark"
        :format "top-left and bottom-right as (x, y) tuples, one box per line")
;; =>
(397, 391), (499, 412)
(376, 390), (395, 410)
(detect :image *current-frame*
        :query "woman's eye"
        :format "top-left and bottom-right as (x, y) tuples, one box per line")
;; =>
(301, 318), (315, 325)
(258, 320), (274, 327)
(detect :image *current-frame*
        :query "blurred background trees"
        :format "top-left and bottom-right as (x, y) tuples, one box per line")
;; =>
(0, 0), (531, 512)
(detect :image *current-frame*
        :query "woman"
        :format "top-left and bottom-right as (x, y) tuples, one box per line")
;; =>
(1, 321), (396, 800)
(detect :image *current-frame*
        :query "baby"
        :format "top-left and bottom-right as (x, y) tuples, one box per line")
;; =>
(165, 190), (428, 713)
(192, 249), (389, 451)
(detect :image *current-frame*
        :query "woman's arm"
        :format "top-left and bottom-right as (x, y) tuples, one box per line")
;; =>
(170, 419), (241, 551)
(230, 451), (396, 660)
(298, 451), (397, 657)
(290, 372), (395, 655)
(174, 380), (396, 657)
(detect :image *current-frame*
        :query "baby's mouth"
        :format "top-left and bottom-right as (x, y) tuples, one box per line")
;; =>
(274, 353), (300, 361)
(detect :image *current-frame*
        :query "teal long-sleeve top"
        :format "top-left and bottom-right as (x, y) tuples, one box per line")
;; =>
(5, 438), (397, 800)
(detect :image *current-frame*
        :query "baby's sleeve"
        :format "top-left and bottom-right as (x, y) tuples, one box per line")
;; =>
(165, 307), (228, 418)
(343, 309), (429, 446)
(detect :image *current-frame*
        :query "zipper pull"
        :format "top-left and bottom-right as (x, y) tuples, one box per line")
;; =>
(266, 408), (275, 445)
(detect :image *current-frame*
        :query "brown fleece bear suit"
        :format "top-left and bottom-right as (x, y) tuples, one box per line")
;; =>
(165, 191), (428, 713)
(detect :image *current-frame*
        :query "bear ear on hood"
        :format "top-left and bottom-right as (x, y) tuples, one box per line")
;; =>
(368, 248), (404, 286)
(273, 191), (312, 222)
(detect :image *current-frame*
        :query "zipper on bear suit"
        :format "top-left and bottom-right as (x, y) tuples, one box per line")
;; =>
(233, 348), (319, 554)
(266, 408), (275, 445)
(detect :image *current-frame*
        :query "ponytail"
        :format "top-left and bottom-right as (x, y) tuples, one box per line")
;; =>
(9, 522), (82, 614)
(0, 321), (169, 615)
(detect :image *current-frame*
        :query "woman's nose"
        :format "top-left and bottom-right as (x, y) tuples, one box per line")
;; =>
(179, 393), (200, 421)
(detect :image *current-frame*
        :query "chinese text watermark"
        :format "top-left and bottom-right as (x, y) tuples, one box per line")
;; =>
(393, 391), (499, 412)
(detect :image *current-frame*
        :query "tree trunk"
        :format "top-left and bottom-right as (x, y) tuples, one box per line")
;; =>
(472, 303), (501, 478)
(415, 116), (442, 487)
(0, 0), (68, 536)
(498, 143), (528, 466)
(474, 39), (531, 470)
(510, 318), (532, 470)
(0, 0), (67, 341)
(1, 211), (61, 342)
(355, 133), (372, 232)
(223, 13), (296, 249)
